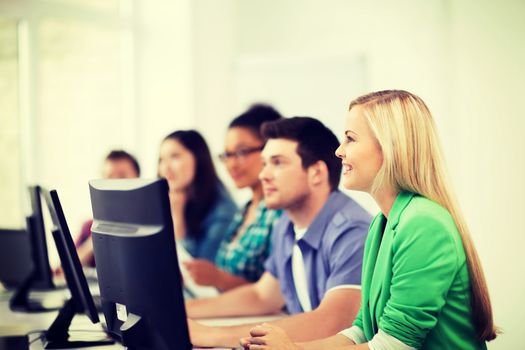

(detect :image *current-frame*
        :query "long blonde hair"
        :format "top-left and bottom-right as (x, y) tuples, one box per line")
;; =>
(350, 90), (496, 341)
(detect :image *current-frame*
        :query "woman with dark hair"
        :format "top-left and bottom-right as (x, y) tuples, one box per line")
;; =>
(158, 130), (237, 262)
(184, 104), (283, 291)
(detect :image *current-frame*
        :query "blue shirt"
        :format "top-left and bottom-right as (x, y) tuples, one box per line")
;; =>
(264, 191), (371, 314)
(180, 185), (237, 262)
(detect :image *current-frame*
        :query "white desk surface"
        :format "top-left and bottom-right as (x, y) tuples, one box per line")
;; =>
(0, 290), (284, 350)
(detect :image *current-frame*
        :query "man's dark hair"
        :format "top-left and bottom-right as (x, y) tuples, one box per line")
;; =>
(162, 130), (226, 239)
(229, 104), (283, 141)
(105, 150), (141, 176)
(261, 117), (341, 191)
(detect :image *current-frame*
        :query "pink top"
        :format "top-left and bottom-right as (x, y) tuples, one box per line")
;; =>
(75, 219), (95, 267)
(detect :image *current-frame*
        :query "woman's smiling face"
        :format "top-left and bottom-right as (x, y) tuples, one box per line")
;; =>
(335, 105), (384, 193)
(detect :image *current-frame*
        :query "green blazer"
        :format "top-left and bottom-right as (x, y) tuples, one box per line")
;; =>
(353, 191), (486, 350)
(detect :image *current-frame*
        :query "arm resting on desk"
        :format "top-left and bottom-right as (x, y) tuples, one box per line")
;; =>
(215, 269), (251, 291)
(190, 287), (360, 348)
(183, 259), (251, 291)
(268, 288), (360, 342)
(186, 272), (285, 319)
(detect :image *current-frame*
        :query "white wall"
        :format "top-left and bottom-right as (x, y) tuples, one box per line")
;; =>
(133, 0), (196, 178)
(449, 1), (525, 347)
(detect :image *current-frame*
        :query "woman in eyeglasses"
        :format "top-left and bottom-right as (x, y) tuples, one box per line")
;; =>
(184, 104), (283, 291)
(158, 130), (237, 262)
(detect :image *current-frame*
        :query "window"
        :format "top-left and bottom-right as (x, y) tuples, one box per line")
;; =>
(0, 0), (134, 232)
(0, 19), (23, 228)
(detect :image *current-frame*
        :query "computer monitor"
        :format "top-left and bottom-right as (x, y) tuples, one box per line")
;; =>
(41, 188), (114, 349)
(89, 178), (192, 350)
(9, 186), (58, 312)
(27, 185), (55, 290)
(0, 228), (32, 289)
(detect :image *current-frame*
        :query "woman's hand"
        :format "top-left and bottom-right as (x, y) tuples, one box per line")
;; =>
(184, 259), (221, 286)
(169, 189), (187, 239)
(240, 323), (302, 350)
(169, 189), (187, 213)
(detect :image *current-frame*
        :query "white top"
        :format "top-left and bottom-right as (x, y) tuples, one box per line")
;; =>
(176, 241), (219, 298)
(291, 226), (312, 312)
(339, 326), (416, 350)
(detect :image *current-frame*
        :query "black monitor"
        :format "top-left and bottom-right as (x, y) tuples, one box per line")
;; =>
(9, 186), (59, 312)
(89, 178), (192, 350)
(40, 188), (114, 349)
(0, 228), (32, 289)
(27, 185), (55, 290)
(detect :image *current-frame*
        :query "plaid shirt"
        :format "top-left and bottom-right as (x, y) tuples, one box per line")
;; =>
(215, 200), (282, 282)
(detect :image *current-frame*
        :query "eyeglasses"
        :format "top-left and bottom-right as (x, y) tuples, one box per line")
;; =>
(218, 146), (264, 162)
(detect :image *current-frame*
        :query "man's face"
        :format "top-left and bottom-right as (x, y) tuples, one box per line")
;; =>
(259, 139), (311, 210)
(103, 159), (138, 179)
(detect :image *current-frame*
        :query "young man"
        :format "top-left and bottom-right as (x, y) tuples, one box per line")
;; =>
(100, 150), (141, 180)
(187, 117), (371, 348)
(75, 150), (141, 266)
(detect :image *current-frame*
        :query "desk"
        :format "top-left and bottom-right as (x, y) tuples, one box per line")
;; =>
(0, 291), (284, 350)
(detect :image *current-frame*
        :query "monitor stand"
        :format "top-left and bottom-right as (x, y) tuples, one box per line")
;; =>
(43, 299), (115, 349)
(9, 270), (62, 313)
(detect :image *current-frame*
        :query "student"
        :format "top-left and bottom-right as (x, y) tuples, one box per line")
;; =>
(187, 117), (371, 348)
(184, 104), (283, 291)
(75, 150), (140, 267)
(158, 130), (237, 262)
(243, 90), (497, 350)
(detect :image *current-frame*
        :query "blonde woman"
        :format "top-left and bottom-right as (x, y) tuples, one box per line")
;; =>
(242, 90), (496, 350)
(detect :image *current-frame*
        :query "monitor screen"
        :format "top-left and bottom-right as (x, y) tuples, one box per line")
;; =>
(8, 186), (60, 312)
(27, 186), (55, 290)
(89, 178), (192, 350)
(0, 228), (32, 289)
(43, 189), (99, 321)
(41, 188), (113, 349)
